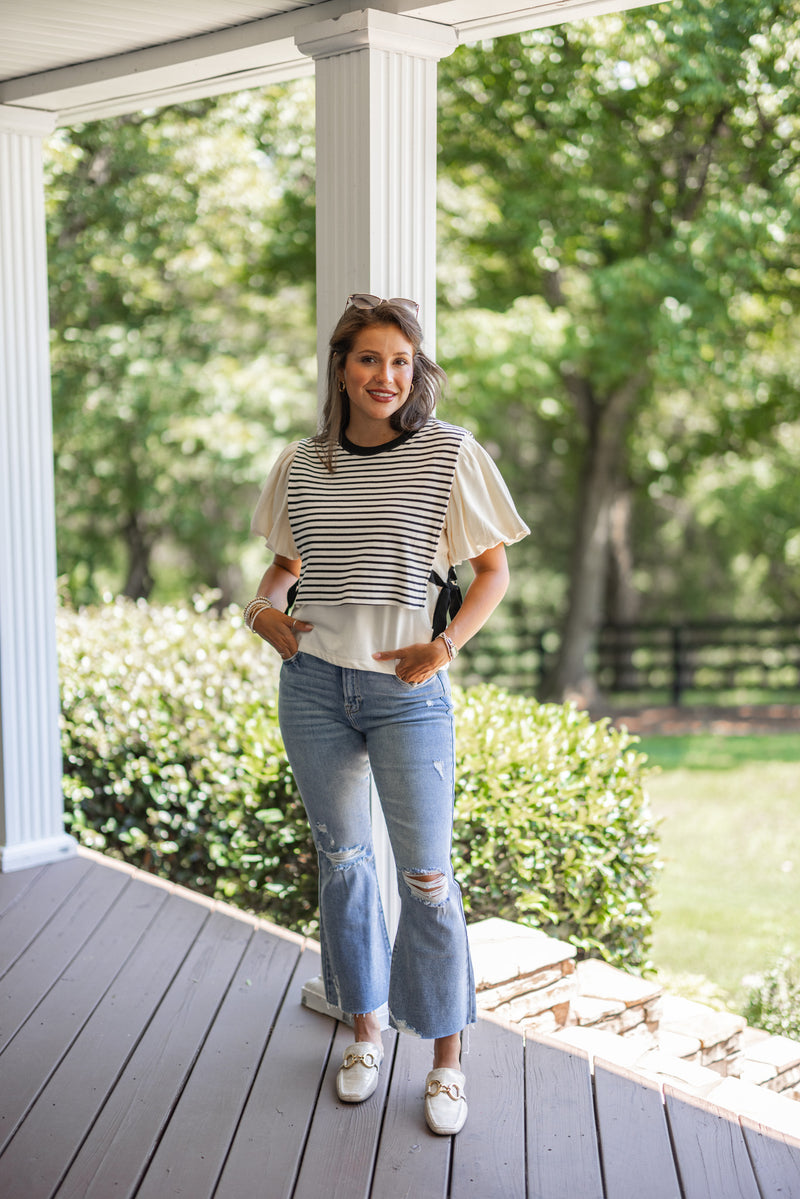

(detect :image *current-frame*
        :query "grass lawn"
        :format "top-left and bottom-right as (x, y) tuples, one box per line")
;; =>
(637, 733), (800, 1008)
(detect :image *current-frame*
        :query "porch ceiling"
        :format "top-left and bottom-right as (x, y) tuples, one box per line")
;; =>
(0, 0), (660, 125)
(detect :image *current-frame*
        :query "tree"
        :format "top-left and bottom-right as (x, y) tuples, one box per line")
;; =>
(437, 0), (800, 700)
(46, 84), (317, 604)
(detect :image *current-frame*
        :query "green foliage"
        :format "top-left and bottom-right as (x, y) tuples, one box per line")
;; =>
(58, 593), (318, 928)
(452, 687), (657, 968)
(59, 599), (658, 966)
(437, 1), (800, 687)
(744, 950), (800, 1038)
(45, 85), (318, 605)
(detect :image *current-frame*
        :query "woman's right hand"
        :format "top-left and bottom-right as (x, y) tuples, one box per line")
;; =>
(252, 607), (314, 660)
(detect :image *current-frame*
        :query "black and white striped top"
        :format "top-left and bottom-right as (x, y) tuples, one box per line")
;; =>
(286, 420), (470, 609)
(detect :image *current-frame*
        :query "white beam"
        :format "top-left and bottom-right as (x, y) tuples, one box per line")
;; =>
(0, 0), (666, 125)
(402, 0), (664, 41)
(0, 106), (76, 871)
(0, 0), (372, 124)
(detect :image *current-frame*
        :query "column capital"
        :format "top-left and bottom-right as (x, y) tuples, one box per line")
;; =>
(296, 8), (456, 63)
(0, 105), (57, 137)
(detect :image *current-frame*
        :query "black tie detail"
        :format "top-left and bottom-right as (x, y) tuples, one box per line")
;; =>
(430, 567), (462, 639)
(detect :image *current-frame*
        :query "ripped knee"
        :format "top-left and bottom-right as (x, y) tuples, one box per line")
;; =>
(320, 842), (370, 870)
(402, 869), (449, 906)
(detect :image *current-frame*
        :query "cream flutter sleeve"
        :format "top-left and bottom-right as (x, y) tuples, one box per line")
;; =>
(443, 435), (530, 565)
(250, 441), (300, 558)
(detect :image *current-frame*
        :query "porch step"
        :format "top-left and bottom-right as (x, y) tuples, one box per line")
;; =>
(467, 917), (800, 1112)
(573, 957), (662, 1037)
(468, 917), (577, 1034)
(659, 994), (747, 1074)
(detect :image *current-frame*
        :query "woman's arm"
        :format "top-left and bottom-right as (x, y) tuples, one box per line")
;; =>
(373, 542), (510, 684)
(444, 542), (510, 651)
(249, 554), (314, 659)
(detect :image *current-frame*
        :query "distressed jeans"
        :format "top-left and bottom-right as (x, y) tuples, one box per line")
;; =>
(278, 652), (476, 1040)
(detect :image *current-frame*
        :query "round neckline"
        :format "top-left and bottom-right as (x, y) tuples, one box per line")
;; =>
(340, 428), (416, 456)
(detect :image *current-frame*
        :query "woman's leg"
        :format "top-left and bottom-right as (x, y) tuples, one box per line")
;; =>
(278, 654), (392, 1019)
(356, 669), (476, 1044)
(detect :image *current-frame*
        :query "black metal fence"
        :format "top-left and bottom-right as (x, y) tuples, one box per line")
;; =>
(455, 614), (800, 704)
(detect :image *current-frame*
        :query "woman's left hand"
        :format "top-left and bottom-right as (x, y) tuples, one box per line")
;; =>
(373, 639), (450, 685)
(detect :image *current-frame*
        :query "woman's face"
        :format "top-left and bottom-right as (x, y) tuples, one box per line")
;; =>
(339, 324), (415, 437)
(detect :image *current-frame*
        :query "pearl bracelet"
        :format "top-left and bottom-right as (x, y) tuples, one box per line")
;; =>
(243, 596), (273, 631)
(438, 632), (459, 662)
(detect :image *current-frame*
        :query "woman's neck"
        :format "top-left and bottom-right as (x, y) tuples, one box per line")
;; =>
(344, 420), (402, 448)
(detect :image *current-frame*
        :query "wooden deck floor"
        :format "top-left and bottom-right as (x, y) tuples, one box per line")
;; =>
(2, 849), (800, 1199)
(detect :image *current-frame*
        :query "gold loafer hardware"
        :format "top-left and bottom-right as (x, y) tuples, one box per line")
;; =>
(425, 1078), (466, 1102)
(342, 1049), (380, 1072)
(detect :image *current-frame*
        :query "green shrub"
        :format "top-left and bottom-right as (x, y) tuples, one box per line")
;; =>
(744, 950), (800, 1038)
(59, 597), (658, 967)
(452, 686), (657, 968)
(58, 593), (318, 929)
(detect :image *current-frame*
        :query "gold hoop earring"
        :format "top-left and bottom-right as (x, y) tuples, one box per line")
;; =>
(408, 383), (414, 394)
(338, 380), (346, 393)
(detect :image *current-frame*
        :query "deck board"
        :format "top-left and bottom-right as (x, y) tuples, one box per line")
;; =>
(0, 855), (90, 976)
(0, 889), (209, 1199)
(56, 908), (256, 1199)
(213, 945), (337, 1199)
(526, 1034), (605, 1199)
(0, 859), (130, 1054)
(292, 1021), (396, 1199)
(740, 1117), (800, 1197)
(664, 1086), (761, 1199)
(594, 1059), (682, 1199)
(135, 926), (302, 1199)
(3, 850), (800, 1199)
(0, 862), (43, 917)
(452, 1014), (526, 1198)
(0, 875), (167, 1155)
(370, 1028), (451, 1198)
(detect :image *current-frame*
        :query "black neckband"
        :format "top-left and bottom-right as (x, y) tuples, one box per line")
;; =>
(340, 428), (416, 456)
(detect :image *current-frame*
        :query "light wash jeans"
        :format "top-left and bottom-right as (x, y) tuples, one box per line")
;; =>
(278, 651), (476, 1040)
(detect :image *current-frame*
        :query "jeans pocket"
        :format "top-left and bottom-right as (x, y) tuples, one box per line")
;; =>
(394, 676), (421, 690)
(393, 669), (443, 692)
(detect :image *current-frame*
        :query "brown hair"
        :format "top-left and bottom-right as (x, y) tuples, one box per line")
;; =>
(313, 300), (447, 471)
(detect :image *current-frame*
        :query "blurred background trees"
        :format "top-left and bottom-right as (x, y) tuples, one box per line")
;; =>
(46, 88), (317, 606)
(437, 0), (800, 699)
(45, 0), (800, 700)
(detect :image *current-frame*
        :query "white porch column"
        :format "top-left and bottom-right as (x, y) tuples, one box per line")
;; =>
(297, 8), (456, 380)
(295, 11), (455, 1021)
(0, 106), (76, 872)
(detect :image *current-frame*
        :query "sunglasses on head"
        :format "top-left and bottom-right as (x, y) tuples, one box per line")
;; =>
(346, 293), (420, 318)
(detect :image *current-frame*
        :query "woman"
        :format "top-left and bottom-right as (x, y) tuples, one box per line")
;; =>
(245, 294), (528, 1136)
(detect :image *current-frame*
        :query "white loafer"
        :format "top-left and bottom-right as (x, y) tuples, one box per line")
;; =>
(336, 1041), (384, 1103)
(424, 1067), (468, 1135)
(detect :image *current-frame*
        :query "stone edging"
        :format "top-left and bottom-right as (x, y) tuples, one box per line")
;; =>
(468, 917), (800, 1136)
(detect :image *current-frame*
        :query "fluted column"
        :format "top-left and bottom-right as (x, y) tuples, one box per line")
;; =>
(0, 106), (76, 871)
(297, 9), (456, 378)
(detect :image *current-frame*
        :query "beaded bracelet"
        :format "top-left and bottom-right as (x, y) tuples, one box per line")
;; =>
(243, 596), (273, 631)
(438, 632), (459, 662)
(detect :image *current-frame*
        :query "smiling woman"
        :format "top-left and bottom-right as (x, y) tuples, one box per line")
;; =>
(243, 292), (529, 1136)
